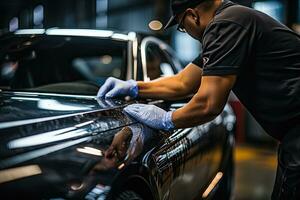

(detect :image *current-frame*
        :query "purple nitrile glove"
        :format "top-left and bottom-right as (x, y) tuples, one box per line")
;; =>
(97, 77), (138, 99)
(124, 104), (175, 131)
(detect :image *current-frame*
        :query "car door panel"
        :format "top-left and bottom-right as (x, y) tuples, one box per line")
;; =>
(139, 37), (235, 200)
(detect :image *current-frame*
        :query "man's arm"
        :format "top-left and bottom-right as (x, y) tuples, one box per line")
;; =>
(172, 75), (236, 128)
(137, 63), (202, 100)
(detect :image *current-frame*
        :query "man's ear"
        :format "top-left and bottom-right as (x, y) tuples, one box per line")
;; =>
(186, 8), (200, 25)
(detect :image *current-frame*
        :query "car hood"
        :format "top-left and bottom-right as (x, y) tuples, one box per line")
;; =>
(0, 91), (138, 166)
(0, 91), (127, 125)
(0, 91), (159, 199)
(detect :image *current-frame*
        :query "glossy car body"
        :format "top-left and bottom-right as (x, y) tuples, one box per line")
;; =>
(0, 29), (236, 200)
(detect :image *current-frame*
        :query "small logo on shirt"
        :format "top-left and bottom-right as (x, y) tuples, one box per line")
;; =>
(203, 57), (209, 67)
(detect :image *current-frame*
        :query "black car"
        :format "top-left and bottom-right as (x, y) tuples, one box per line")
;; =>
(0, 29), (236, 200)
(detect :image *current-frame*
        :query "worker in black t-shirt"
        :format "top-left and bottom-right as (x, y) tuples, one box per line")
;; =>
(97, 0), (300, 199)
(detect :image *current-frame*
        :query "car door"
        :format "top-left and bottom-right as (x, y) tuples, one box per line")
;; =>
(140, 37), (178, 81)
(140, 37), (216, 200)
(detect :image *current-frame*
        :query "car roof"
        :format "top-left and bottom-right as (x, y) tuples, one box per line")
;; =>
(0, 28), (142, 42)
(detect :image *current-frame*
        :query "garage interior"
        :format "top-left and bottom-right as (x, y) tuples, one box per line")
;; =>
(0, 0), (300, 200)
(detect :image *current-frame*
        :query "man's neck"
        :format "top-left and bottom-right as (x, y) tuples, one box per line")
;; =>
(198, 0), (224, 24)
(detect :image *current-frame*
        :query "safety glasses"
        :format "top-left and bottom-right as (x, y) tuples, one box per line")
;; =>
(177, 11), (188, 33)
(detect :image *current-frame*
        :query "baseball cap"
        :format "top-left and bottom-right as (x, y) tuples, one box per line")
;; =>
(164, 0), (207, 29)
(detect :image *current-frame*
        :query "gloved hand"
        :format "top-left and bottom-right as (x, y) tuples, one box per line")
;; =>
(124, 104), (175, 131)
(97, 77), (138, 98)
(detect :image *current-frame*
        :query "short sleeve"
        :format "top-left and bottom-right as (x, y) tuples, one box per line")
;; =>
(201, 21), (250, 76)
(192, 54), (203, 68)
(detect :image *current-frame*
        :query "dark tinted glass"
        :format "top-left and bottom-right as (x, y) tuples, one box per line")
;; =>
(0, 35), (127, 95)
(145, 43), (175, 80)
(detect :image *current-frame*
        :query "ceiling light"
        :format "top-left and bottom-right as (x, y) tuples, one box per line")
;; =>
(149, 20), (163, 31)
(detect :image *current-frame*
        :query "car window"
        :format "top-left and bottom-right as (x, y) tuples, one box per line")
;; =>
(0, 36), (127, 94)
(72, 56), (123, 80)
(145, 43), (175, 80)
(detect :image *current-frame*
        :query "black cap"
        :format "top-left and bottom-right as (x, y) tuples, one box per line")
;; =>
(164, 0), (206, 29)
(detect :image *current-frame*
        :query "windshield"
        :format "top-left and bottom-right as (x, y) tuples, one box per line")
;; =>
(0, 34), (128, 95)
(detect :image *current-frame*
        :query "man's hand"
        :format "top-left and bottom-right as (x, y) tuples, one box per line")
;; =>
(124, 104), (175, 131)
(97, 77), (138, 98)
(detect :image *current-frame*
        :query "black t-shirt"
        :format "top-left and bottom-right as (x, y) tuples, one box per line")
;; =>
(192, 1), (300, 140)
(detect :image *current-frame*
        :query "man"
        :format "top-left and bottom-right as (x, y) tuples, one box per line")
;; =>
(98, 0), (300, 199)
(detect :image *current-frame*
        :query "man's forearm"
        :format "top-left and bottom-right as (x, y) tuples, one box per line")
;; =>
(137, 63), (203, 100)
(171, 75), (236, 129)
(137, 75), (192, 100)
(172, 95), (218, 128)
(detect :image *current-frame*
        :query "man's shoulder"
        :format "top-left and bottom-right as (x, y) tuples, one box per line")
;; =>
(217, 4), (257, 18)
(203, 5), (253, 38)
(213, 4), (258, 29)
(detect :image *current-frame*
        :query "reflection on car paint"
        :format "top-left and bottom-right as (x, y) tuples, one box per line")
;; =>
(150, 107), (235, 200)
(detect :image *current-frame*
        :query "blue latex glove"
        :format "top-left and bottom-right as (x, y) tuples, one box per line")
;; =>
(97, 77), (138, 98)
(124, 104), (175, 131)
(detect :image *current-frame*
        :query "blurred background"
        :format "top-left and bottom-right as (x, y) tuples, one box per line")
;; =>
(0, 0), (299, 199)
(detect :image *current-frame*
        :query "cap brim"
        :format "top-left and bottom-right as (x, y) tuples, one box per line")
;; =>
(164, 15), (178, 30)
